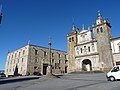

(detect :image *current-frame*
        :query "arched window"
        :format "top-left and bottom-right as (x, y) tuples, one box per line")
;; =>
(97, 28), (99, 33)
(100, 27), (103, 32)
(69, 38), (71, 42)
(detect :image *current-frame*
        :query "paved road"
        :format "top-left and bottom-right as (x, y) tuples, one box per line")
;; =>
(0, 73), (120, 90)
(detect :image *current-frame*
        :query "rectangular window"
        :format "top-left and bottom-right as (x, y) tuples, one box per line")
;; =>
(9, 69), (11, 72)
(35, 50), (38, 55)
(52, 59), (54, 63)
(22, 58), (24, 62)
(59, 54), (61, 58)
(65, 60), (68, 64)
(81, 48), (82, 53)
(18, 59), (19, 63)
(119, 46), (120, 51)
(88, 47), (90, 52)
(23, 50), (25, 55)
(59, 60), (61, 63)
(44, 51), (47, 57)
(84, 46), (87, 53)
(15, 53), (17, 58)
(52, 53), (54, 57)
(8, 61), (9, 65)
(12, 55), (13, 59)
(19, 52), (21, 57)
(35, 58), (38, 63)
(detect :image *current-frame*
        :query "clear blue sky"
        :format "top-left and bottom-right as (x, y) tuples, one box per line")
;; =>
(0, 0), (120, 70)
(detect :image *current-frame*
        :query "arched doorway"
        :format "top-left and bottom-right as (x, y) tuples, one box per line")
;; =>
(82, 59), (92, 71)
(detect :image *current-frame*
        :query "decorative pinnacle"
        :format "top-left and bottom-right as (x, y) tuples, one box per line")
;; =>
(97, 10), (102, 20)
(98, 10), (101, 16)
(72, 17), (76, 31)
(88, 26), (90, 30)
(82, 24), (84, 30)
(72, 23), (76, 31)
(28, 40), (30, 45)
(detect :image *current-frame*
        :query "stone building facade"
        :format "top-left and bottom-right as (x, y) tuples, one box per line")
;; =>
(5, 42), (68, 77)
(67, 12), (120, 72)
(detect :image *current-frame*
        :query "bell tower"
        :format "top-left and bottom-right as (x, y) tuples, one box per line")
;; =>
(67, 23), (77, 72)
(92, 11), (114, 71)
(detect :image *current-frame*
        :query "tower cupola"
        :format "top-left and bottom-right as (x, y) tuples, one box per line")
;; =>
(72, 23), (76, 31)
(96, 10), (103, 25)
(98, 10), (102, 20)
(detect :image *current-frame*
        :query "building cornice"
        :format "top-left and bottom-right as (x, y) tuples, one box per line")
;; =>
(31, 44), (67, 53)
(78, 30), (92, 35)
(8, 45), (28, 54)
(92, 22), (111, 28)
(8, 44), (67, 55)
(75, 40), (97, 47)
(111, 37), (120, 41)
(75, 52), (99, 58)
(113, 52), (120, 55)
(67, 31), (77, 37)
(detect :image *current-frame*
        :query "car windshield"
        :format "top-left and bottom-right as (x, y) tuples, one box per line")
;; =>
(111, 66), (119, 72)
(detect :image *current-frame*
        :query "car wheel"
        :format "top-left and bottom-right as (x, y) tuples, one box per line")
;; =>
(109, 76), (115, 81)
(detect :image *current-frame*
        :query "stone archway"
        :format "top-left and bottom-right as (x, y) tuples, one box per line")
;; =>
(82, 59), (92, 71)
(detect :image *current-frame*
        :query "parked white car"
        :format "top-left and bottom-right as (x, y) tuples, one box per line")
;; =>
(106, 65), (120, 81)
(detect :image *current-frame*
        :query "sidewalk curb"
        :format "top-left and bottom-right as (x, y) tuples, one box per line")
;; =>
(0, 76), (40, 85)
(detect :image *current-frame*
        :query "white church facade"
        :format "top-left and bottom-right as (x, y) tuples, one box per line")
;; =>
(67, 11), (120, 72)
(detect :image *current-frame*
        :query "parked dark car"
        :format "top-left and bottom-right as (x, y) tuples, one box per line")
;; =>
(8, 73), (22, 77)
(33, 72), (42, 76)
(0, 73), (6, 77)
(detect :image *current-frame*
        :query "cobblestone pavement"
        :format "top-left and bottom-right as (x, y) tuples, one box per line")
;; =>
(0, 73), (120, 90)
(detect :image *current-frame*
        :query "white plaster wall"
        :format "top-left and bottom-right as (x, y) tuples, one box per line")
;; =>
(5, 45), (29, 77)
(111, 39), (120, 53)
(77, 30), (92, 44)
(113, 53), (120, 62)
(75, 41), (98, 57)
